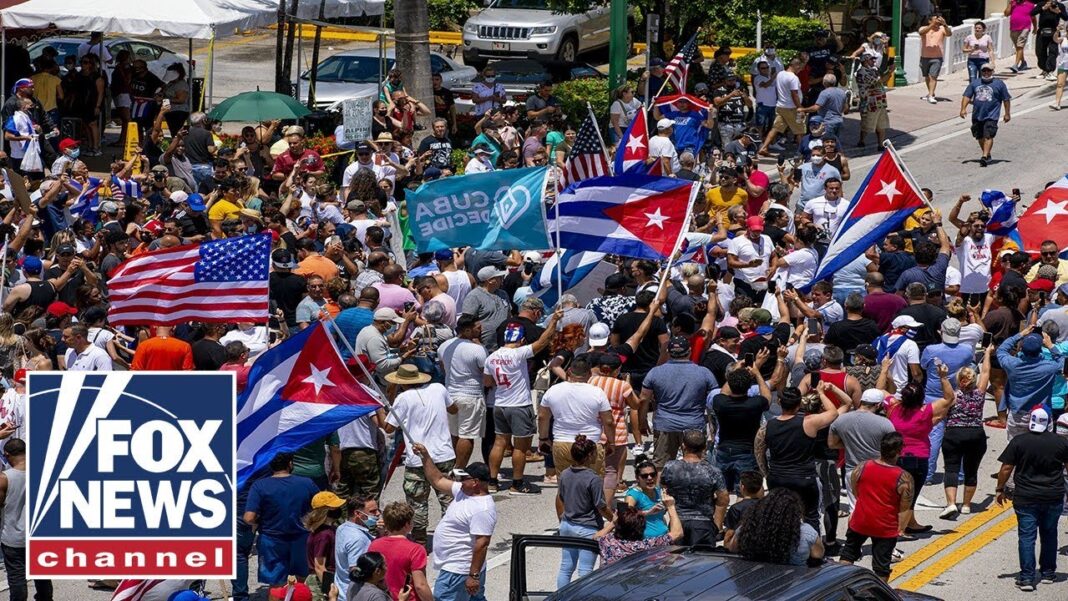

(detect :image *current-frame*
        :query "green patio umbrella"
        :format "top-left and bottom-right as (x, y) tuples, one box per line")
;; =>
(207, 89), (312, 122)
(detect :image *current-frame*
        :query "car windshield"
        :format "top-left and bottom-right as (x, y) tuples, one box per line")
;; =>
(29, 41), (80, 62)
(489, 63), (550, 84)
(489, 0), (549, 9)
(306, 55), (394, 83)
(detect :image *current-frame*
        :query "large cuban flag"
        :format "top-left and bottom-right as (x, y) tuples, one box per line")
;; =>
(550, 174), (699, 260)
(236, 322), (382, 487)
(805, 149), (927, 291)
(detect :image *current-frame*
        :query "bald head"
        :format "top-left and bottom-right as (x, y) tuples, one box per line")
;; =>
(159, 234), (181, 249)
(686, 274), (706, 294)
(383, 264), (405, 284)
(865, 272), (884, 288)
(358, 286), (380, 308)
(367, 251), (389, 271)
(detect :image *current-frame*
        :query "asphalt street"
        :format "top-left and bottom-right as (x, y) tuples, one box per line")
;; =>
(15, 32), (1068, 601)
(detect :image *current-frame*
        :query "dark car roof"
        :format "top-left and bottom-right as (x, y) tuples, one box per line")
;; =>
(547, 547), (913, 601)
(486, 59), (605, 83)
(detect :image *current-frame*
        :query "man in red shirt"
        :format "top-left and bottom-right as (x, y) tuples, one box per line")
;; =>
(839, 431), (914, 582)
(130, 326), (195, 370)
(367, 501), (433, 601)
(270, 125), (325, 181)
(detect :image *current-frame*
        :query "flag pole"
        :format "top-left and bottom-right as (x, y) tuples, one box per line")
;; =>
(652, 29), (700, 99)
(882, 140), (934, 211)
(550, 168), (564, 304)
(654, 181), (700, 291)
(587, 102), (614, 172)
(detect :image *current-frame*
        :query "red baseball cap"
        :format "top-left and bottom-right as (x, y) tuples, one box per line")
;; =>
(268, 583), (312, 601)
(13, 369), (26, 384)
(46, 301), (78, 317)
(58, 138), (79, 152)
(746, 216), (765, 232)
(1028, 279), (1054, 293)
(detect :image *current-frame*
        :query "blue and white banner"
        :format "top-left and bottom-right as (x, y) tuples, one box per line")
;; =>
(530, 249), (607, 309)
(408, 166), (551, 252)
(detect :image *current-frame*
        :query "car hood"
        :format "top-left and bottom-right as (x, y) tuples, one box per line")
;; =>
(469, 8), (566, 27)
(297, 81), (378, 108)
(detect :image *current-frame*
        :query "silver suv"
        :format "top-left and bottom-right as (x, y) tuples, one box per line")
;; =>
(462, 0), (610, 68)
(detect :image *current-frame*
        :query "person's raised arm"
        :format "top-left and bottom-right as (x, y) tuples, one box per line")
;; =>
(530, 309), (563, 355)
(803, 381), (841, 435)
(625, 284), (669, 352)
(931, 362), (956, 419)
(948, 194), (970, 231)
(412, 442), (456, 496)
(754, 423), (768, 477)
(977, 345), (993, 392)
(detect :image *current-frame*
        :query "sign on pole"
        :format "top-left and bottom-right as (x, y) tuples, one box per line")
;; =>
(342, 97), (374, 143)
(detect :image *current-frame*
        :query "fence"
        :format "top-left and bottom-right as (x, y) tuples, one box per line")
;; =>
(903, 14), (1025, 84)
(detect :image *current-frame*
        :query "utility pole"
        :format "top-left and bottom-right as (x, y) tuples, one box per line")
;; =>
(608, 0), (628, 90)
(892, 0), (907, 86)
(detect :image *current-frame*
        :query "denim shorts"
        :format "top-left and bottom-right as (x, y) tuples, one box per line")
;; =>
(434, 569), (487, 601)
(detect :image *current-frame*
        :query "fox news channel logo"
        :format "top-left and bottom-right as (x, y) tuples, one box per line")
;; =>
(26, 372), (236, 579)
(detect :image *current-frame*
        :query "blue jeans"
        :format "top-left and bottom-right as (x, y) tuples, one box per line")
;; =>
(232, 520), (255, 600)
(823, 121), (842, 141)
(927, 419), (945, 483)
(191, 162), (214, 190)
(557, 520), (598, 588)
(434, 569), (487, 601)
(1015, 502), (1063, 583)
(715, 446), (758, 494)
(966, 57), (987, 84)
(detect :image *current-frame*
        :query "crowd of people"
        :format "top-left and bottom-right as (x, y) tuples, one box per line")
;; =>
(2, 9), (1068, 601)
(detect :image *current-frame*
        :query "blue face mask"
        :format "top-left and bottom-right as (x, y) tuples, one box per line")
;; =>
(68, 149), (80, 160)
(361, 514), (378, 529)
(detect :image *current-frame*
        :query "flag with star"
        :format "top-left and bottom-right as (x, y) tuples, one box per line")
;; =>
(107, 233), (271, 326)
(558, 109), (611, 191)
(1016, 174), (1068, 255)
(236, 321), (382, 487)
(804, 149), (927, 292)
(549, 173), (699, 260)
(613, 105), (662, 176)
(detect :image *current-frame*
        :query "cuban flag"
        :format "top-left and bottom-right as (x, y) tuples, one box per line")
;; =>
(550, 174), (699, 260)
(111, 175), (142, 201)
(236, 322), (382, 487)
(69, 177), (103, 222)
(613, 106), (661, 176)
(980, 189), (1018, 236)
(530, 249), (607, 309)
(805, 149), (927, 291)
(1015, 174), (1068, 255)
(653, 93), (713, 112)
(673, 239), (708, 266)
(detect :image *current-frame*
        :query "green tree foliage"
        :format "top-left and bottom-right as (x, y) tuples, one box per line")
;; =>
(553, 78), (611, 128)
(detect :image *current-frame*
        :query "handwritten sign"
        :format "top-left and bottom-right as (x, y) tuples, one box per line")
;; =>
(342, 97), (373, 143)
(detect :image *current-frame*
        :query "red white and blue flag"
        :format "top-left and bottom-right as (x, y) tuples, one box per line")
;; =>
(1015, 174), (1068, 254)
(237, 322), (382, 487)
(805, 149), (926, 291)
(662, 33), (698, 93)
(673, 238), (709, 266)
(558, 110), (611, 191)
(654, 93), (713, 112)
(69, 177), (103, 221)
(613, 105), (661, 176)
(550, 174), (698, 260)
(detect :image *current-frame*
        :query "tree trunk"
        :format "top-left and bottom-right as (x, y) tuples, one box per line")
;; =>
(274, 0), (288, 93)
(308, 0), (328, 109)
(281, 0), (301, 91)
(394, 0), (434, 145)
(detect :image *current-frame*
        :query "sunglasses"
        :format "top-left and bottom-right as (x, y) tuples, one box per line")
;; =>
(1042, 251), (1058, 257)
(638, 472), (656, 479)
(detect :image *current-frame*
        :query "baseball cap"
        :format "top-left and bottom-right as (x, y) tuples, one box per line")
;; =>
(694, 82), (710, 92)
(1059, 283), (1068, 297)
(311, 491), (346, 509)
(860, 389), (887, 405)
(268, 582), (312, 601)
(433, 248), (454, 261)
(746, 215), (765, 231)
(1029, 407), (1051, 433)
(589, 322), (611, 347)
(150, 164), (168, 174)
(940, 317), (961, 344)
(1021, 334), (1043, 356)
(1056, 413), (1068, 434)
(854, 344), (877, 362)
(356, 142), (374, 154)
(46, 301), (78, 318)
(477, 265), (507, 282)
(522, 251), (543, 264)
(21, 255), (42, 274)
(271, 248), (299, 270)
(656, 118), (674, 131)
(56, 243), (76, 255)
(891, 315), (923, 329)
(98, 200), (119, 215)
(1028, 279), (1055, 293)
(751, 308), (773, 325)
(650, 57), (666, 67)
(283, 125), (306, 137)
(169, 190), (189, 205)
(503, 322), (525, 343)
(472, 144), (493, 155)
(452, 462), (493, 482)
(804, 348), (824, 371)
(58, 138), (79, 152)
(716, 326), (741, 340)
(373, 308), (405, 324)
(980, 62), (994, 72)
(13, 369), (26, 385)
(423, 166), (443, 181)
(667, 335), (691, 357)
(186, 193), (207, 212)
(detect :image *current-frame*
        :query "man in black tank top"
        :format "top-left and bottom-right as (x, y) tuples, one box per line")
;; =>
(1, 256), (76, 317)
(756, 386), (848, 532)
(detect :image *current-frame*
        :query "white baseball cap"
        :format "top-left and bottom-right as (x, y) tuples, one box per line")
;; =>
(860, 389), (887, 405)
(477, 266), (508, 282)
(656, 118), (674, 131)
(1029, 407), (1051, 433)
(891, 316), (923, 329)
(588, 322), (611, 347)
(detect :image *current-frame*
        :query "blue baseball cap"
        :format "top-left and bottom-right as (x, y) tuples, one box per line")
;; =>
(186, 193), (206, 212)
(503, 322), (525, 343)
(434, 248), (454, 261)
(21, 255), (42, 274)
(168, 591), (211, 601)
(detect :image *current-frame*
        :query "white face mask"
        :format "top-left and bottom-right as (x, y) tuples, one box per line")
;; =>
(484, 77), (495, 83)
(811, 156), (825, 166)
(765, 48), (776, 57)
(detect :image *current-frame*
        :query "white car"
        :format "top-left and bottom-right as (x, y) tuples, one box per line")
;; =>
(28, 36), (190, 80)
(297, 48), (478, 112)
(462, 0), (615, 68)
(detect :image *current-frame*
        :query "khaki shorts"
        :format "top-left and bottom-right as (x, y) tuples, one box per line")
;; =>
(448, 393), (486, 440)
(1010, 29), (1030, 48)
(772, 107), (806, 135)
(552, 440), (606, 476)
(860, 108), (889, 133)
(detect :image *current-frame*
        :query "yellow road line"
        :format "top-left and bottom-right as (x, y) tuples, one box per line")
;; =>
(888, 502), (1011, 583)
(897, 512), (1018, 592)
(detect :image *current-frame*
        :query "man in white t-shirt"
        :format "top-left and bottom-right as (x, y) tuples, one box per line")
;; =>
(439, 315), (488, 467)
(649, 119), (679, 175)
(537, 356), (614, 474)
(758, 57), (805, 156)
(414, 444), (496, 601)
(62, 324), (112, 371)
(881, 316), (923, 392)
(801, 177), (846, 249)
(953, 215), (995, 305)
(483, 310), (561, 495)
(383, 364), (458, 544)
(727, 215), (774, 302)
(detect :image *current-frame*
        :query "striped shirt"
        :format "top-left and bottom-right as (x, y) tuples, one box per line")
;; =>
(588, 375), (634, 446)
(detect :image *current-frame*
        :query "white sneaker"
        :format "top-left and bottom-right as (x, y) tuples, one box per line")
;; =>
(961, 504), (972, 514)
(1051, 104), (1061, 111)
(1047, 73), (1059, 81)
(940, 505), (960, 520)
(920, 95), (929, 101)
(928, 96), (937, 104)
(891, 548), (905, 563)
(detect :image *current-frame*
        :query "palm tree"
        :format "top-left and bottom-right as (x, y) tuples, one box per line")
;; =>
(393, 0), (434, 144)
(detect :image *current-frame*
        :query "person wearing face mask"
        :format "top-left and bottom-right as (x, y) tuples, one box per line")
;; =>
(471, 66), (508, 116)
(790, 147), (841, 213)
(850, 32), (889, 73)
(162, 63), (190, 136)
(243, 451), (320, 587)
(960, 63), (1012, 167)
(50, 138), (79, 175)
(751, 44), (784, 78)
(333, 495), (381, 596)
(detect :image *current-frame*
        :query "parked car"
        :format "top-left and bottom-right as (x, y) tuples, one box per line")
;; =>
(462, 0), (612, 68)
(28, 36), (190, 79)
(510, 535), (944, 601)
(452, 58), (604, 114)
(296, 48), (478, 112)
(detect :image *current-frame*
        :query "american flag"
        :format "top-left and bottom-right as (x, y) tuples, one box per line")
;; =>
(662, 33), (699, 94)
(107, 233), (271, 327)
(557, 111), (610, 191)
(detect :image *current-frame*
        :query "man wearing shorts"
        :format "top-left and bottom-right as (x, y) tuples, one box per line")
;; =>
(919, 14), (952, 103)
(856, 53), (889, 147)
(439, 315), (488, 468)
(960, 63), (1011, 167)
(1006, 0), (1037, 72)
(483, 309), (561, 495)
(758, 57), (805, 157)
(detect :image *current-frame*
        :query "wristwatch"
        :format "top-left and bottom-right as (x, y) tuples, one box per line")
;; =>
(468, 573), (480, 579)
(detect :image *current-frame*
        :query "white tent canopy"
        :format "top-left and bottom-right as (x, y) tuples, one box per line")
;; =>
(0, 0), (384, 40)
